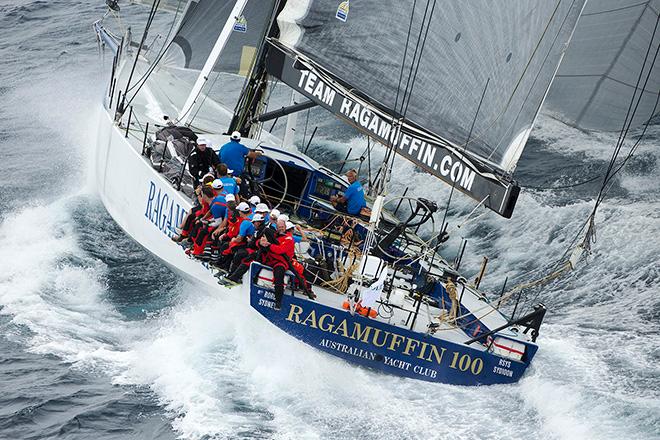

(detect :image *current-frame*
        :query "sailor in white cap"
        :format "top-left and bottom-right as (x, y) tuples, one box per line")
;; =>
(253, 203), (270, 221)
(258, 215), (315, 308)
(189, 136), (220, 187)
(210, 179), (224, 191)
(225, 211), (269, 283)
(268, 208), (280, 229)
(218, 130), (263, 177)
(211, 192), (237, 241)
(232, 202), (257, 248)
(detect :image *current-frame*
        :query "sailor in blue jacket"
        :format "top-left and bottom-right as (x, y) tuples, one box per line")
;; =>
(331, 169), (367, 215)
(219, 131), (262, 177)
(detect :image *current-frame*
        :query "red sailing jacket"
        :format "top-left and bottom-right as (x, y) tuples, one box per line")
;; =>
(226, 211), (244, 238)
(196, 201), (210, 218)
(263, 232), (295, 269)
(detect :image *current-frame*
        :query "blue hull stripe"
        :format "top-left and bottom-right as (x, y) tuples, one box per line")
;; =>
(249, 265), (532, 386)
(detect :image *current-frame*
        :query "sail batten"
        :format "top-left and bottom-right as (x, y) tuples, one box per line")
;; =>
(273, 1), (587, 170)
(265, 0), (587, 217)
(265, 42), (521, 218)
(546, 0), (660, 131)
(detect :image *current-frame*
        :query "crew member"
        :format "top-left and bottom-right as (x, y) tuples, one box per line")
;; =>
(219, 131), (262, 177)
(268, 209), (280, 229)
(253, 203), (270, 222)
(188, 138), (221, 187)
(226, 212), (266, 276)
(258, 218), (295, 310)
(216, 202), (252, 269)
(189, 180), (226, 256)
(248, 195), (261, 213)
(215, 163), (239, 198)
(172, 176), (214, 242)
(330, 169), (366, 215)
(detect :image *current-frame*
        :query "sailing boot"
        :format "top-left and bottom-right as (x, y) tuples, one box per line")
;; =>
(227, 262), (250, 284)
(273, 266), (285, 311)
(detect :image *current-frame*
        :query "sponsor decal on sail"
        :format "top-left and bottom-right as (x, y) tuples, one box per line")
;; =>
(336, 1), (349, 22)
(233, 15), (247, 33)
(295, 70), (476, 192)
(265, 44), (521, 218)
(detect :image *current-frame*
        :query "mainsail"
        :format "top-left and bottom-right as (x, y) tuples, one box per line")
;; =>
(547, 0), (660, 131)
(263, 0), (587, 218)
(164, 0), (277, 76)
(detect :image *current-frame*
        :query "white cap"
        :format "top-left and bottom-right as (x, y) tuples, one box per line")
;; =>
(225, 193), (236, 202)
(237, 202), (250, 212)
(211, 179), (223, 189)
(255, 203), (269, 213)
(252, 213), (265, 222)
(278, 214), (289, 222)
(230, 131), (241, 141)
(248, 195), (261, 205)
(270, 208), (280, 219)
(227, 169), (234, 175)
(285, 221), (295, 230)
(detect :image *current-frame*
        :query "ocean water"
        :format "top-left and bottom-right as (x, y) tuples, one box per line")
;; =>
(0, 2), (659, 440)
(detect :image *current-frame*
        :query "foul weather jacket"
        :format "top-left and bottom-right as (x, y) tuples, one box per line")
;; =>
(263, 232), (295, 269)
(188, 147), (220, 185)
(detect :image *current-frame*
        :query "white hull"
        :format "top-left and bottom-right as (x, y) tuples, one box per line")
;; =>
(93, 105), (219, 290)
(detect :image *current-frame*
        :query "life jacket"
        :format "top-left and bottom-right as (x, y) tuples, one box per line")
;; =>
(196, 201), (210, 218)
(226, 211), (244, 238)
(210, 195), (227, 220)
(341, 300), (377, 318)
(221, 214), (250, 255)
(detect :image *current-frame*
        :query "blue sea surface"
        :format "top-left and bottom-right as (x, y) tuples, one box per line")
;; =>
(0, 1), (659, 439)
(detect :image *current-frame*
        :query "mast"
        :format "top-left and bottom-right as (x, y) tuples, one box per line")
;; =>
(228, 0), (286, 135)
(176, 0), (249, 125)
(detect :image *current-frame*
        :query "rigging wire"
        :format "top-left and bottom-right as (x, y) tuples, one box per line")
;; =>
(440, 78), (490, 234)
(187, 69), (223, 127)
(119, 0), (161, 114)
(125, 0), (185, 94)
(123, 14), (195, 109)
(376, 0), (432, 194)
(506, 11), (659, 316)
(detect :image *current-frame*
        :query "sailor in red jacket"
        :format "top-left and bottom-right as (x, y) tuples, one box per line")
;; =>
(259, 220), (296, 310)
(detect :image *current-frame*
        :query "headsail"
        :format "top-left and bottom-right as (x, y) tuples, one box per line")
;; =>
(163, 0), (277, 76)
(264, 0), (587, 218)
(547, 0), (660, 131)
